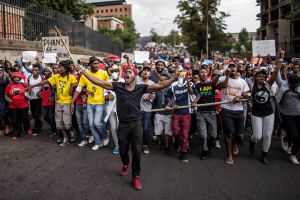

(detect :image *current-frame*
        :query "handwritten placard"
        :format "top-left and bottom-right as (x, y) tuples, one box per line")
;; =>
(22, 51), (37, 62)
(252, 40), (276, 57)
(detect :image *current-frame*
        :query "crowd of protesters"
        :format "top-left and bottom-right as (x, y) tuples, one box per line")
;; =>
(0, 49), (299, 190)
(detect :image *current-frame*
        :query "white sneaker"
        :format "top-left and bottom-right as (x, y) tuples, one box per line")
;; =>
(215, 141), (221, 149)
(286, 146), (292, 154)
(281, 136), (288, 151)
(92, 144), (103, 150)
(289, 155), (299, 165)
(78, 141), (88, 147)
(103, 139), (109, 147)
(88, 136), (94, 144)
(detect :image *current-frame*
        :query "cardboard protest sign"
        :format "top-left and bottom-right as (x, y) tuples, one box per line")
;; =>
(121, 53), (135, 64)
(252, 40), (276, 57)
(135, 51), (150, 64)
(22, 51), (37, 62)
(43, 53), (57, 64)
(42, 36), (69, 58)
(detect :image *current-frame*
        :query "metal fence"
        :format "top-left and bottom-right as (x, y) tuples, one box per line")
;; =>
(0, 0), (122, 56)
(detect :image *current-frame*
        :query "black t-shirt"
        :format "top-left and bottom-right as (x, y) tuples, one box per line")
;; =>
(0, 75), (9, 103)
(251, 82), (273, 117)
(112, 82), (149, 123)
(195, 82), (216, 111)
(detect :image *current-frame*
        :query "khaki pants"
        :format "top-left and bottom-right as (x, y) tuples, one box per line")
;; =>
(55, 103), (72, 130)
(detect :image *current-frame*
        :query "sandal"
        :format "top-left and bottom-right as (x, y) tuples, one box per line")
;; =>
(225, 158), (233, 165)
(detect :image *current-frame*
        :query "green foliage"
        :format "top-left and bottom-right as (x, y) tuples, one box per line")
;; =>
(33, 0), (94, 20)
(285, 0), (300, 20)
(175, 0), (232, 57)
(150, 28), (159, 43)
(165, 30), (183, 46)
(98, 16), (137, 50)
(233, 28), (252, 54)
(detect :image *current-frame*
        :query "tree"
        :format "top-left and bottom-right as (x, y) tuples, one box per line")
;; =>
(150, 28), (159, 43)
(165, 30), (183, 46)
(233, 28), (252, 54)
(285, 0), (300, 20)
(33, 0), (94, 20)
(98, 16), (138, 50)
(175, 0), (232, 57)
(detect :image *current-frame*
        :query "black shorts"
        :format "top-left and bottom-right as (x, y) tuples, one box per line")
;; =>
(220, 108), (244, 135)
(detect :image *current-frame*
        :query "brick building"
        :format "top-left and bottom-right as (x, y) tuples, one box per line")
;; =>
(256, 0), (300, 57)
(86, 0), (132, 19)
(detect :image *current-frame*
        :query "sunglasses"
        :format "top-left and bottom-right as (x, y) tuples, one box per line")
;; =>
(111, 70), (119, 73)
(257, 74), (266, 78)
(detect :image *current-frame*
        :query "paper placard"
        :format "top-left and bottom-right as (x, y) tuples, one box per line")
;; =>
(252, 40), (276, 57)
(43, 53), (57, 64)
(42, 36), (69, 59)
(121, 53), (135, 64)
(135, 51), (150, 64)
(204, 59), (213, 65)
(22, 51), (37, 62)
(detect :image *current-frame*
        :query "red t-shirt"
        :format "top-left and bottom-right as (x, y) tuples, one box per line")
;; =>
(5, 82), (29, 108)
(42, 78), (54, 106)
(215, 89), (222, 111)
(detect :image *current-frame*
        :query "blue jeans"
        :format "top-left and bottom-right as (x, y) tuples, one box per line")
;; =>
(75, 104), (90, 141)
(140, 111), (151, 146)
(42, 105), (56, 133)
(87, 104), (108, 146)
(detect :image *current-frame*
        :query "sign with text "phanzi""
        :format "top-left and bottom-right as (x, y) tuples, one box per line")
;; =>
(42, 36), (69, 59)
(252, 40), (276, 57)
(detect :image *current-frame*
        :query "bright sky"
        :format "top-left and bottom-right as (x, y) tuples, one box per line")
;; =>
(126, 0), (260, 36)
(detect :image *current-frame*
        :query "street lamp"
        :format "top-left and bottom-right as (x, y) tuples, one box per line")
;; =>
(160, 18), (176, 52)
(154, 22), (173, 44)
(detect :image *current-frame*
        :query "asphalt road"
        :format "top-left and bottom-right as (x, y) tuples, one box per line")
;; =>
(0, 122), (300, 200)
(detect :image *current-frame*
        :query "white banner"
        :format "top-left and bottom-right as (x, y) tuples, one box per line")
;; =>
(22, 51), (37, 62)
(121, 53), (135, 64)
(43, 53), (57, 64)
(135, 51), (150, 64)
(252, 40), (276, 57)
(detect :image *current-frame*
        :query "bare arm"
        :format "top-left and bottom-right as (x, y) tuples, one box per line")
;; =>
(267, 50), (284, 87)
(146, 77), (177, 93)
(80, 69), (113, 90)
(187, 80), (194, 95)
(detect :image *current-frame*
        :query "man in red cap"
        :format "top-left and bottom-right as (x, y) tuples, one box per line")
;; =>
(75, 64), (178, 190)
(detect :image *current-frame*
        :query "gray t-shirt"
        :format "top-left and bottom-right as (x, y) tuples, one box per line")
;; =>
(279, 90), (300, 116)
(139, 78), (155, 112)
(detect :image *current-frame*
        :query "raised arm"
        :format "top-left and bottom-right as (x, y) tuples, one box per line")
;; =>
(146, 76), (177, 93)
(267, 50), (284, 87)
(76, 65), (113, 90)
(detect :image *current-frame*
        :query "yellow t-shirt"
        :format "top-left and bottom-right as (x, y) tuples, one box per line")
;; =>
(48, 74), (78, 104)
(78, 70), (109, 104)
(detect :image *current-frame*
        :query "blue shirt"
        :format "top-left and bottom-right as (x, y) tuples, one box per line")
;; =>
(167, 81), (199, 115)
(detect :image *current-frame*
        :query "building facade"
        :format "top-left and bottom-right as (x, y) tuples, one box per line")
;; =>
(257, 0), (300, 57)
(86, 0), (132, 19)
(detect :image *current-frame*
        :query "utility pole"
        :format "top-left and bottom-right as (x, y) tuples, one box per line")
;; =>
(160, 18), (176, 52)
(206, 0), (209, 59)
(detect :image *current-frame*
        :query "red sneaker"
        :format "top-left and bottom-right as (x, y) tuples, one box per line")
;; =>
(120, 160), (131, 176)
(132, 175), (142, 190)
(12, 136), (19, 140)
(27, 129), (32, 135)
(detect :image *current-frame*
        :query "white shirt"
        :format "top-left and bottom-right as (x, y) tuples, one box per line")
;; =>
(26, 75), (42, 99)
(219, 76), (249, 111)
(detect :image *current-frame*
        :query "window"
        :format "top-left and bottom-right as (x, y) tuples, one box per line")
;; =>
(120, 8), (122, 11)
(111, 9), (113, 12)
(101, 10), (103, 13)
(106, 9), (108, 13)
(97, 10), (99, 13)
(125, 14), (127, 17)
(125, 8), (127, 11)
(115, 9), (117, 12)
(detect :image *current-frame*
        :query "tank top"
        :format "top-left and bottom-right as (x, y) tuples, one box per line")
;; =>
(251, 82), (273, 117)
